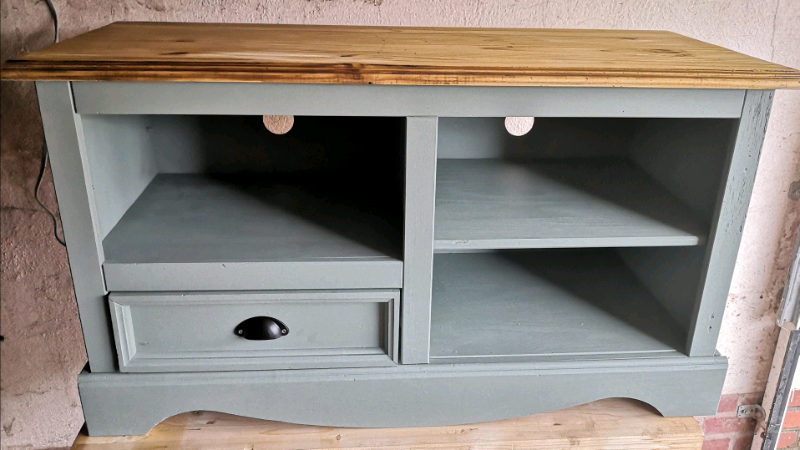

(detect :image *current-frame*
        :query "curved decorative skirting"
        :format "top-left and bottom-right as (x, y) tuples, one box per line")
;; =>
(78, 356), (727, 436)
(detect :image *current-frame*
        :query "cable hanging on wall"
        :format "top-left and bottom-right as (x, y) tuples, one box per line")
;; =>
(36, 0), (66, 246)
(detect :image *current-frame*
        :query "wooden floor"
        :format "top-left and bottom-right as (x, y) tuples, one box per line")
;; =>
(72, 398), (702, 449)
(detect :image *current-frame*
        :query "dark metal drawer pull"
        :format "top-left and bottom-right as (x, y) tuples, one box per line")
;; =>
(234, 316), (289, 340)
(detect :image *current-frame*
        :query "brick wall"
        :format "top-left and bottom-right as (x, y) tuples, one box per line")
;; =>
(702, 390), (800, 450)
(777, 390), (800, 449)
(698, 393), (761, 450)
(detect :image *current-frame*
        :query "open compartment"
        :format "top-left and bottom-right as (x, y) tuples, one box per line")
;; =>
(429, 249), (689, 363)
(80, 115), (406, 291)
(431, 116), (740, 361)
(435, 117), (737, 251)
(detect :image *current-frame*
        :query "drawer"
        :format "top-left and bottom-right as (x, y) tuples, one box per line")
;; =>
(109, 290), (399, 372)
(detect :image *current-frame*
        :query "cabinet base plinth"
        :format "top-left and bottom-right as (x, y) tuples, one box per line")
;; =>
(78, 356), (726, 436)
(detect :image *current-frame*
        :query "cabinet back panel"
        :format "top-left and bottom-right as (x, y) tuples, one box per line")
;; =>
(147, 115), (405, 175)
(438, 117), (632, 160)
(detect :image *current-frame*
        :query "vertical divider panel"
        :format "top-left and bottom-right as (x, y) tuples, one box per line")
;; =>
(401, 116), (438, 364)
(687, 90), (774, 356)
(35, 81), (115, 372)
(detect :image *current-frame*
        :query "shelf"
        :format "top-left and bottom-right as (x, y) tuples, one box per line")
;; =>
(434, 158), (705, 251)
(101, 174), (403, 291)
(430, 250), (686, 362)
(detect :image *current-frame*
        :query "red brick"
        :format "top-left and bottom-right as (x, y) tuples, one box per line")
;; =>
(789, 390), (800, 408)
(702, 438), (730, 450)
(718, 394), (739, 413)
(778, 430), (798, 449)
(702, 416), (755, 435)
(739, 393), (763, 407)
(732, 433), (754, 450)
(785, 411), (800, 428)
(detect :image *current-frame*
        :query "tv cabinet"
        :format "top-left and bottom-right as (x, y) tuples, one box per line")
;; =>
(3, 22), (800, 436)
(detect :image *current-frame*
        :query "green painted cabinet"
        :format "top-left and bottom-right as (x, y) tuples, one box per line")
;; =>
(4, 22), (800, 436)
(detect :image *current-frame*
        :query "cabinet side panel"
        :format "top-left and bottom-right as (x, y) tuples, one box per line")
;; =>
(81, 115), (158, 239)
(687, 90), (774, 356)
(617, 246), (702, 336)
(401, 117), (438, 364)
(35, 81), (115, 372)
(627, 118), (737, 222)
(622, 117), (743, 354)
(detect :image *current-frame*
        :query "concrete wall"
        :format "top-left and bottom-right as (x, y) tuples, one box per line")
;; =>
(1, 0), (798, 447)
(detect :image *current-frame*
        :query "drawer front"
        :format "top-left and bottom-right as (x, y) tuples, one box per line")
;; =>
(109, 290), (399, 372)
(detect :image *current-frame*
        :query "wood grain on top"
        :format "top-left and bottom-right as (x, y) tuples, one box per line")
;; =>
(2, 22), (800, 88)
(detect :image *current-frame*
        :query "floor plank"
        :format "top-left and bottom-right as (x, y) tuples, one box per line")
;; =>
(72, 398), (702, 449)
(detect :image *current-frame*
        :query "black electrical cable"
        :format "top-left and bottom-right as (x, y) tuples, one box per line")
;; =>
(35, 146), (66, 246)
(35, 0), (66, 247)
(43, 0), (59, 42)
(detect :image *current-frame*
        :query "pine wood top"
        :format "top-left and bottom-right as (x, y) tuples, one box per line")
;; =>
(71, 398), (702, 449)
(3, 22), (800, 88)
